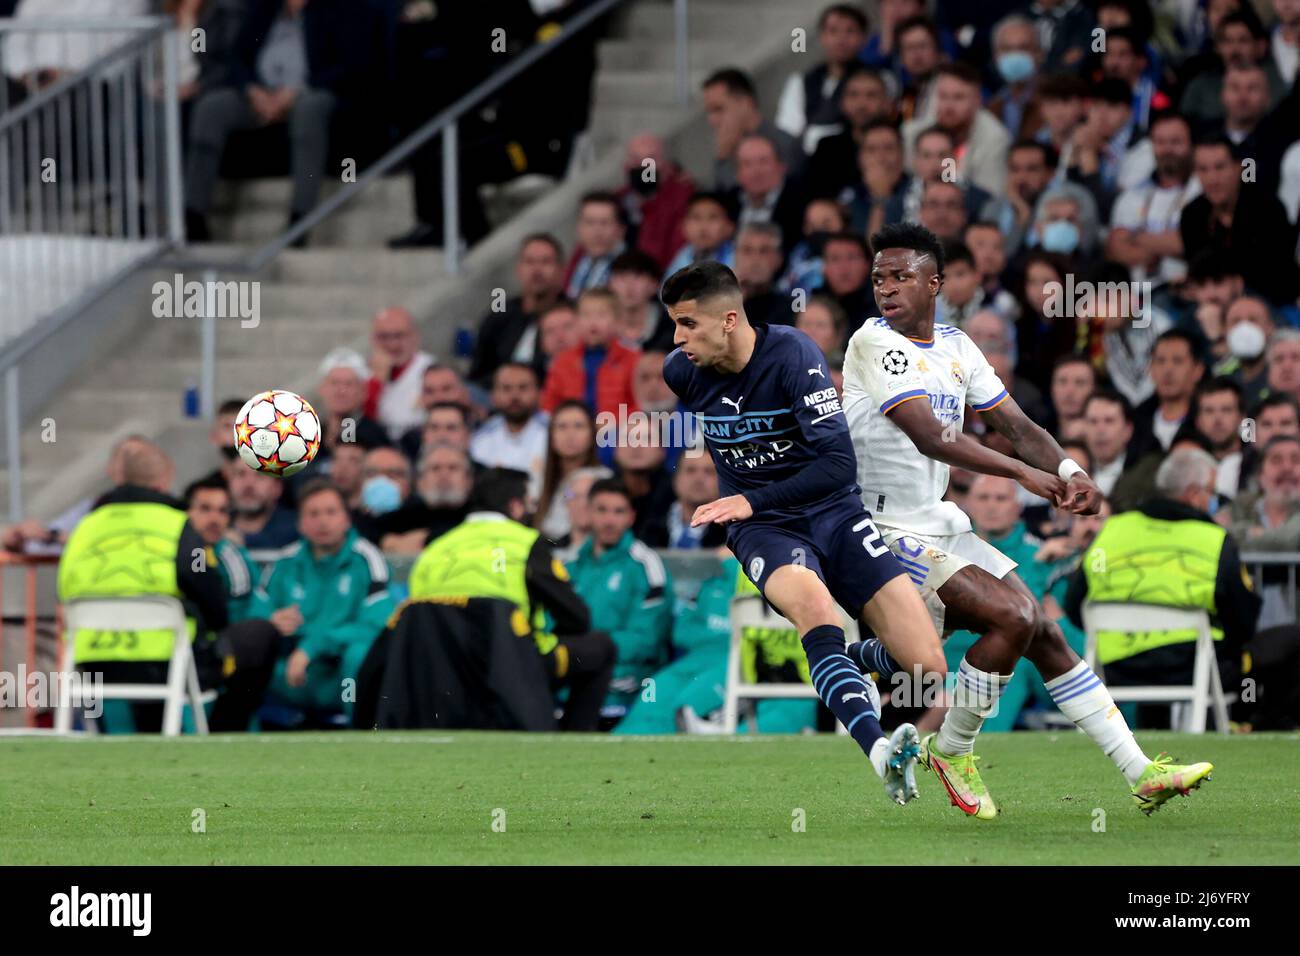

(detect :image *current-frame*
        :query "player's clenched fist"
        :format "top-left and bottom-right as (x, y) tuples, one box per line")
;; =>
(1015, 466), (1067, 506)
(1063, 473), (1103, 515)
(691, 495), (754, 527)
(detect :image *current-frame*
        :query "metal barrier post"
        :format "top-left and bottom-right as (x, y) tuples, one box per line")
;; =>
(442, 120), (459, 275)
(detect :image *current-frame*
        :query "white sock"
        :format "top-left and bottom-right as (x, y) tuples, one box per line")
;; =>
(869, 736), (890, 779)
(1046, 661), (1149, 785)
(936, 657), (1010, 757)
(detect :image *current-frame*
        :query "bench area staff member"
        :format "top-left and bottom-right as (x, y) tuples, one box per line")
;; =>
(408, 468), (615, 730)
(58, 442), (230, 732)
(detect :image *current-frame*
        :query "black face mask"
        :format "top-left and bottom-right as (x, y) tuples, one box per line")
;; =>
(219, 445), (238, 461)
(627, 168), (658, 197)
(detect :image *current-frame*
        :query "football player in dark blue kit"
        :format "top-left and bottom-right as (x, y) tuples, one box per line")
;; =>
(660, 261), (946, 805)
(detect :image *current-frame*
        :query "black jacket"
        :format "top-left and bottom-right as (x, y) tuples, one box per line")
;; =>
(353, 597), (557, 730)
(228, 0), (371, 99)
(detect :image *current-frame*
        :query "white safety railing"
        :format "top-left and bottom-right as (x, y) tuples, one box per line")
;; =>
(0, 16), (184, 521)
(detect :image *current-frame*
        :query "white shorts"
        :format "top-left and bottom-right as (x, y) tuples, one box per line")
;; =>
(881, 528), (1018, 636)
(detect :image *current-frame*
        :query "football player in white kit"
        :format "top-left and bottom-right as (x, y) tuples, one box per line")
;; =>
(840, 223), (1214, 819)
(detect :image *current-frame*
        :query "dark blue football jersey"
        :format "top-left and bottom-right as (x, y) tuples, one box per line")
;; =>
(663, 324), (859, 524)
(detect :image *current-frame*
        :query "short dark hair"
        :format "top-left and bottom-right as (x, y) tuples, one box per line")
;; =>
(1154, 327), (1203, 363)
(1186, 249), (1243, 283)
(1037, 72), (1090, 101)
(702, 67), (756, 99)
(823, 230), (871, 259)
(1103, 25), (1147, 56)
(840, 63), (887, 93)
(941, 238), (973, 270)
(685, 189), (739, 223)
(860, 118), (903, 150)
(819, 3), (867, 32)
(894, 14), (939, 48)
(935, 61), (981, 88)
(660, 261), (743, 307)
(183, 473), (229, 508)
(589, 477), (633, 507)
(1251, 391), (1300, 421)
(869, 222), (946, 277)
(1084, 387), (1134, 423)
(1148, 110), (1192, 139)
(1168, 423), (1215, 454)
(297, 479), (347, 510)
(217, 398), (245, 417)
(468, 467), (530, 515)
(422, 362), (462, 384)
(1217, 9), (1267, 42)
(1094, 77), (1133, 106)
(427, 401), (470, 427)
(579, 190), (625, 225)
(519, 232), (563, 259)
(610, 249), (662, 279)
(1194, 375), (1243, 413)
(1052, 353), (1096, 380)
(493, 362), (541, 386)
(1009, 138), (1059, 169)
(1193, 131), (1239, 159)
(916, 124), (955, 149)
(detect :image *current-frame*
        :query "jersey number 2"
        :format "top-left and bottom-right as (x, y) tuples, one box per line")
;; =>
(852, 516), (889, 558)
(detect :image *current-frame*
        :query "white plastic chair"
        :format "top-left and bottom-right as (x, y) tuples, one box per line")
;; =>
(1080, 602), (1230, 735)
(57, 597), (216, 736)
(722, 595), (854, 734)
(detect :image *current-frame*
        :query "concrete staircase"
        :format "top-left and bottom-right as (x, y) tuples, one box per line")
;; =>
(4, 0), (829, 520)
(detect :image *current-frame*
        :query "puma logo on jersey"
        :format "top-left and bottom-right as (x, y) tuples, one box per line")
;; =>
(721, 396), (744, 413)
(808, 365), (824, 377)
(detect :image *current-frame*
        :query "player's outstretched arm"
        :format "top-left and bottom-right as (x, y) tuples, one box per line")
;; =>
(979, 397), (1101, 514)
(888, 397), (1066, 504)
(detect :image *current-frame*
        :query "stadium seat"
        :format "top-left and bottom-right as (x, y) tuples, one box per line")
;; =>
(55, 597), (216, 737)
(1080, 603), (1230, 735)
(721, 595), (851, 735)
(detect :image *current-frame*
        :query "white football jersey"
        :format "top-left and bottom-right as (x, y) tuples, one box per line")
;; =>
(842, 318), (1010, 535)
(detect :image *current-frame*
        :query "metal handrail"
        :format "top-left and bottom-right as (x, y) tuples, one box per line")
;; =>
(0, 16), (180, 373)
(0, 26), (166, 133)
(2, 16), (185, 523)
(2, 0), (695, 524)
(0, 17), (165, 30)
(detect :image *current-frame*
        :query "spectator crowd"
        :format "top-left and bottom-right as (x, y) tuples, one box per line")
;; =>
(6, 0), (1300, 733)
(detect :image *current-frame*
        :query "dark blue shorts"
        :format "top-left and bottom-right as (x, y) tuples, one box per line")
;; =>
(727, 494), (906, 620)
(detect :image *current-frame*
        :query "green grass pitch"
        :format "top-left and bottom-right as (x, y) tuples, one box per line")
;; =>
(1, 731), (1297, 865)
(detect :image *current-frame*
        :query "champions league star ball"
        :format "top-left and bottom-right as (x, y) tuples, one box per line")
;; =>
(233, 389), (321, 477)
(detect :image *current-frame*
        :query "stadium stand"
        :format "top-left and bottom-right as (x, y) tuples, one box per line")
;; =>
(4, 0), (1300, 735)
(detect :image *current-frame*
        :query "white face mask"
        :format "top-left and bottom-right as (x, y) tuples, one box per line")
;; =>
(1227, 320), (1266, 360)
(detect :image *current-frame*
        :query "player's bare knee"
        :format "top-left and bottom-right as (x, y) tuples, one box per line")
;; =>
(774, 581), (840, 632)
(1003, 592), (1038, 654)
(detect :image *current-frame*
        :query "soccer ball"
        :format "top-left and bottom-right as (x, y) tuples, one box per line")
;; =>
(232, 389), (321, 477)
